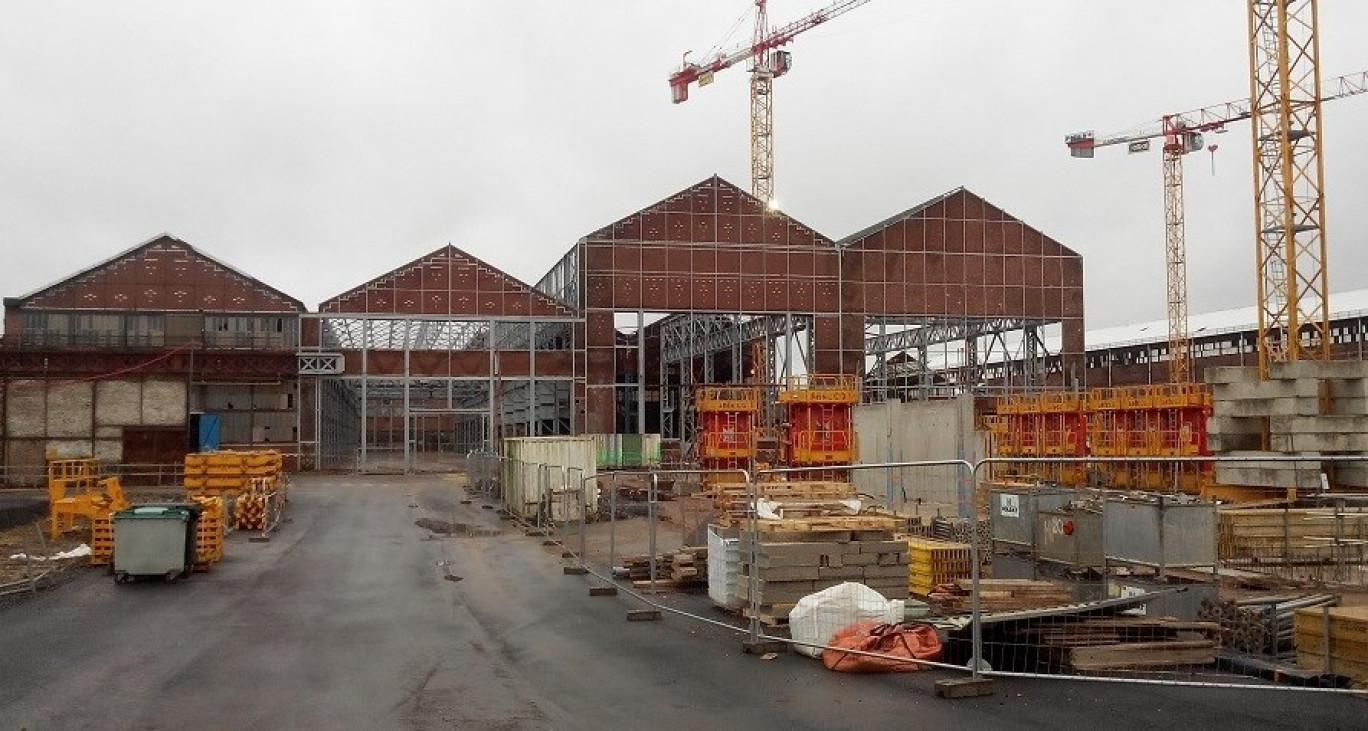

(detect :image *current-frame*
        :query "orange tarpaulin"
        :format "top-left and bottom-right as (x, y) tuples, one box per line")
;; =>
(821, 622), (943, 673)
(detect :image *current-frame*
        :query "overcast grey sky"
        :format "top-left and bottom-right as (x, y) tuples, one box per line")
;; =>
(2, 1), (1366, 330)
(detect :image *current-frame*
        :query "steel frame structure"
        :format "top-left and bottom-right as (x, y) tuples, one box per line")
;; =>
(300, 312), (579, 474)
(303, 245), (582, 474)
(656, 312), (814, 444)
(863, 316), (1054, 401)
(532, 176), (1084, 464)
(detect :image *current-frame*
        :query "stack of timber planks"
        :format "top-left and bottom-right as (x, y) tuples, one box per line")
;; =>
(705, 481), (859, 526)
(620, 547), (708, 589)
(929, 579), (1074, 612)
(1218, 506), (1368, 565)
(1295, 605), (1368, 683)
(1020, 617), (1220, 671)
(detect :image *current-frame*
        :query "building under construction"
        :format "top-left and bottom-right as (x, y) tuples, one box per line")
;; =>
(0, 175), (1084, 478)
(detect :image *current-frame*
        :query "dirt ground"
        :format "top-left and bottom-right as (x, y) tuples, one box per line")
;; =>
(0, 521), (90, 590)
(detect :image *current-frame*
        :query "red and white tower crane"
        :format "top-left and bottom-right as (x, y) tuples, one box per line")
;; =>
(669, 0), (872, 207)
(1065, 67), (1367, 384)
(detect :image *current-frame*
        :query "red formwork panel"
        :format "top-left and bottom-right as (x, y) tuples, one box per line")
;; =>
(784, 402), (855, 466)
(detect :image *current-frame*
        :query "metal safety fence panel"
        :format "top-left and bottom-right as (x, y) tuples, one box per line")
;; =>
(561, 467), (757, 634)
(970, 455), (1368, 695)
(458, 450), (1368, 697)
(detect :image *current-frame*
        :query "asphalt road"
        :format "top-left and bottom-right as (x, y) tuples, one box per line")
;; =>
(1, 475), (1365, 730)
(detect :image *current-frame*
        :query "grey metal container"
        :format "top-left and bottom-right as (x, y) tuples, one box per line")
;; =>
(1103, 496), (1217, 570)
(1106, 576), (1218, 621)
(1035, 507), (1105, 568)
(988, 486), (1076, 550)
(112, 506), (197, 582)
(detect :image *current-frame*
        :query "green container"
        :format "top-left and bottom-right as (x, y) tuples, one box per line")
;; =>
(112, 505), (199, 582)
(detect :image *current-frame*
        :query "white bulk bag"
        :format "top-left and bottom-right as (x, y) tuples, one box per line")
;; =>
(789, 582), (906, 659)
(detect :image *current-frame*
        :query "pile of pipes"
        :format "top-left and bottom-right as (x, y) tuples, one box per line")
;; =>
(1198, 594), (1339, 655)
(930, 517), (991, 558)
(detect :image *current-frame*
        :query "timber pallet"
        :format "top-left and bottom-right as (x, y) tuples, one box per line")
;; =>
(740, 605), (794, 627)
(754, 516), (903, 533)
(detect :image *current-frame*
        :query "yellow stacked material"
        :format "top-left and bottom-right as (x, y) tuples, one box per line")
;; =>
(904, 535), (972, 597)
(1296, 606), (1368, 683)
(90, 513), (114, 566)
(186, 450), (283, 496)
(190, 495), (226, 567)
(244, 450), (283, 476)
(47, 458), (123, 539)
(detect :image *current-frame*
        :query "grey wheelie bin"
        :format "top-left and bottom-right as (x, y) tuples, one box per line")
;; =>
(112, 505), (199, 583)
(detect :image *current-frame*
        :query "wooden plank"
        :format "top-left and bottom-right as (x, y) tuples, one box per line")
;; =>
(1066, 640), (1215, 670)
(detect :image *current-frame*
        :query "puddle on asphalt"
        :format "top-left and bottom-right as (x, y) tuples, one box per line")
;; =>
(414, 518), (499, 538)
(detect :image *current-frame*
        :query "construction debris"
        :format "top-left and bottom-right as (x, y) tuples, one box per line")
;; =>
(619, 546), (709, 590)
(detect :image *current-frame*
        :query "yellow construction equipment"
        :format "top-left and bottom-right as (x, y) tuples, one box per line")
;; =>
(47, 458), (129, 540)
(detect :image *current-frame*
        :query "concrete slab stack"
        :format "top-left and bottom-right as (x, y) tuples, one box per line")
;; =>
(737, 530), (910, 624)
(1207, 361), (1368, 489)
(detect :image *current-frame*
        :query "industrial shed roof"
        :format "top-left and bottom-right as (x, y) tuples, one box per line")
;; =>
(5, 233), (306, 312)
(1086, 288), (1368, 350)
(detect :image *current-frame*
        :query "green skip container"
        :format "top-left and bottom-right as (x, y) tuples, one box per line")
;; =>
(112, 505), (199, 583)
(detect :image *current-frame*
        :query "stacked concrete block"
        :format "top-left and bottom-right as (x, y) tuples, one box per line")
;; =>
(1207, 361), (1368, 489)
(737, 532), (909, 622)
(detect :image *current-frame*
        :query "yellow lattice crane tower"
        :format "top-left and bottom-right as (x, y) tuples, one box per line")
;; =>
(669, 0), (872, 208)
(1248, 0), (1331, 377)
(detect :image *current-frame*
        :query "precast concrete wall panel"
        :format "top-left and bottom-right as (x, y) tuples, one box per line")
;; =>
(47, 439), (94, 459)
(853, 398), (978, 515)
(46, 382), (93, 438)
(92, 439), (122, 462)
